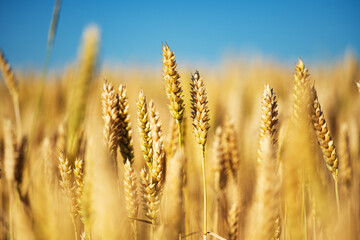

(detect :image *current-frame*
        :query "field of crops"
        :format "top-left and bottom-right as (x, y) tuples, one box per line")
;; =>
(0, 22), (359, 240)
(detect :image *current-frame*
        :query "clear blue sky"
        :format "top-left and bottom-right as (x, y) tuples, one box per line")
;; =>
(0, 0), (359, 69)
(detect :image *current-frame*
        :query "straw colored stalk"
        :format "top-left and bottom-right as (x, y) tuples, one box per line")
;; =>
(66, 26), (99, 161)
(102, 80), (121, 164)
(190, 70), (210, 239)
(136, 90), (153, 168)
(162, 44), (185, 146)
(148, 100), (166, 186)
(0, 51), (22, 142)
(160, 149), (185, 239)
(118, 85), (135, 164)
(253, 136), (281, 240)
(311, 87), (339, 181)
(258, 84), (278, 163)
(124, 160), (139, 240)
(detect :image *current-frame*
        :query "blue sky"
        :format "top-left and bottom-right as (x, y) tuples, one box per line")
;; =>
(0, 0), (359, 69)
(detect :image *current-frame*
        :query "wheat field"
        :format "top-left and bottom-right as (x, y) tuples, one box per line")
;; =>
(0, 23), (360, 240)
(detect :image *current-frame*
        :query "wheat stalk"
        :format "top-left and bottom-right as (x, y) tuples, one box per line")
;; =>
(66, 26), (99, 161)
(162, 44), (185, 147)
(118, 84), (135, 164)
(137, 90), (153, 168)
(102, 80), (121, 164)
(190, 70), (210, 240)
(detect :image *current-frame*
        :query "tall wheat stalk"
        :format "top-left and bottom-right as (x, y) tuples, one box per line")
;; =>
(162, 44), (185, 148)
(190, 71), (210, 240)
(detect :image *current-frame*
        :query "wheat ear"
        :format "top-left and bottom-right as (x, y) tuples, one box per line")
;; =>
(190, 70), (210, 239)
(148, 100), (166, 186)
(311, 87), (339, 180)
(223, 116), (240, 179)
(137, 90), (153, 168)
(339, 124), (352, 200)
(118, 84), (135, 164)
(58, 151), (78, 240)
(66, 26), (99, 161)
(228, 203), (239, 240)
(74, 158), (84, 218)
(102, 80), (121, 164)
(258, 84), (278, 163)
(124, 160), (139, 240)
(162, 43), (185, 147)
(293, 59), (312, 124)
(140, 168), (160, 240)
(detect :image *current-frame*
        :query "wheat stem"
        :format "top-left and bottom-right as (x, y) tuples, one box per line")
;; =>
(335, 180), (340, 216)
(201, 144), (207, 240)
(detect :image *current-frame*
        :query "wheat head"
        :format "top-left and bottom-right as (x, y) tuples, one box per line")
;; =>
(190, 70), (210, 147)
(136, 90), (153, 167)
(162, 44), (185, 124)
(102, 80), (121, 162)
(118, 84), (135, 164)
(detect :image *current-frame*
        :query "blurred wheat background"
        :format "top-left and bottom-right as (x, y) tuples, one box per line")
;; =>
(0, 1), (360, 240)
